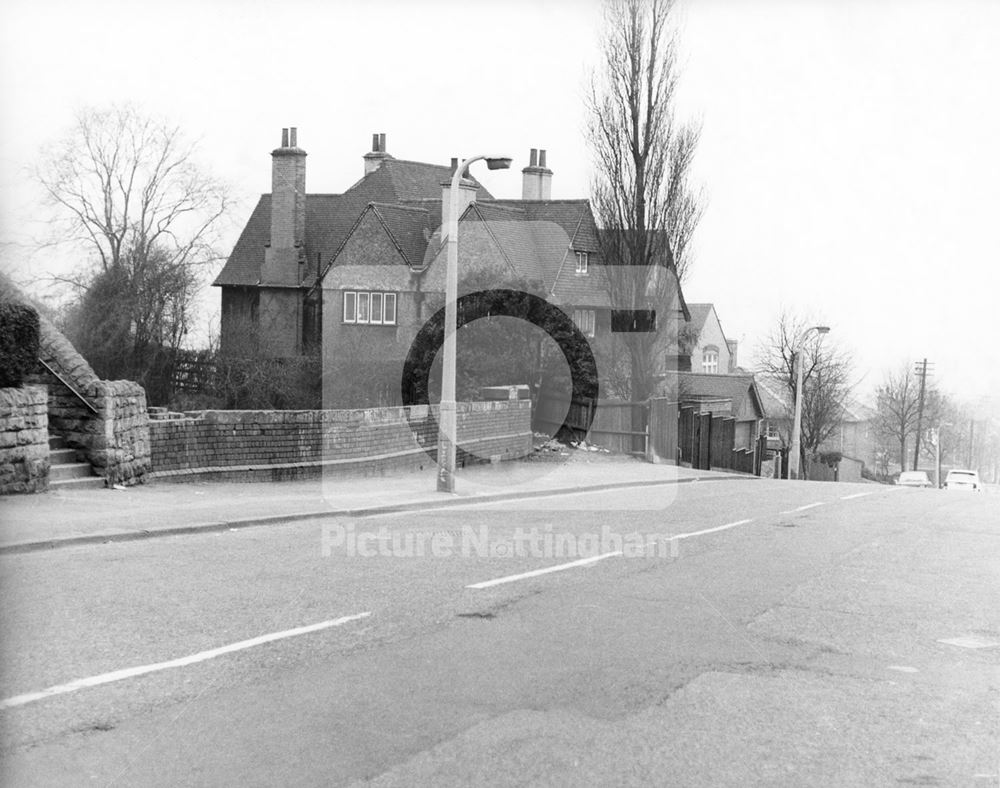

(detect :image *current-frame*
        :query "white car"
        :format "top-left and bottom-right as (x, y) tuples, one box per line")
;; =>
(944, 469), (982, 492)
(896, 471), (933, 488)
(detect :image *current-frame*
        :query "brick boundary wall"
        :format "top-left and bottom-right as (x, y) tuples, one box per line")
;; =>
(149, 400), (532, 482)
(0, 385), (49, 494)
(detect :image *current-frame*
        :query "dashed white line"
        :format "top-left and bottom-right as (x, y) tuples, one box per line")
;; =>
(780, 502), (825, 514)
(466, 551), (623, 589)
(0, 612), (372, 710)
(672, 519), (753, 541)
(840, 492), (873, 500)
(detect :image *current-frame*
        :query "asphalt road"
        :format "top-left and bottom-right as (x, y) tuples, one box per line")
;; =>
(1, 479), (998, 786)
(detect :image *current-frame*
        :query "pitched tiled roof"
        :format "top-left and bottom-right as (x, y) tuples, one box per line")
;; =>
(213, 158), (491, 288)
(756, 376), (791, 420)
(369, 203), (432, 268)
(482, 200), (611, 306)
(344, 158), (492, 202)
(686, 304), (714, 337)
(678, 372), (766, 419)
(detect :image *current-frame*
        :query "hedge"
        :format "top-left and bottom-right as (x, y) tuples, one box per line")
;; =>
(0, 301), (40, 387)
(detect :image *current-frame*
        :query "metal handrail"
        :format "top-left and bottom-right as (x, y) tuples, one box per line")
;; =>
(36, 357), (99, 415)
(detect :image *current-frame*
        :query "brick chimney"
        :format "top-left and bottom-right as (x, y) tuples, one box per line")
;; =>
(440, 157), (478, 234)
(521, 148), (552, 200)
(262, 126), (306, 287)
(363, 132), (389, 175)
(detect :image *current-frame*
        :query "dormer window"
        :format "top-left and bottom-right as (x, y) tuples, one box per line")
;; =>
(575, 250), (589, 275)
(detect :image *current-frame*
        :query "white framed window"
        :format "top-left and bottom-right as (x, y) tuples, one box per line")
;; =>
(384, 292), (396, 324)
(765, 423), (780, 439)
(702, 349), (719, 374)
(573, 308), (596, 338)
(342, 290), (398, 325)
(575, 250), (589, 275)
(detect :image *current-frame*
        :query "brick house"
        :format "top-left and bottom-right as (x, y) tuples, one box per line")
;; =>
(214, 129), (690, 405)
(684, 303), (739, 374)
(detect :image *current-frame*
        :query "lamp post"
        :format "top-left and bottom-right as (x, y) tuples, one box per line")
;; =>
(788, 325), (830, 480)
(437, 154), (512, 493)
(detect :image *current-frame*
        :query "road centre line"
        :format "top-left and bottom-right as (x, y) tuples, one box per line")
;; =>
(467, 518), (758, 589)
(780, 502), (825, 514)
(466, 551), (623, 589)
(671, 519), (753, 540)
(0, 612), (371, 710)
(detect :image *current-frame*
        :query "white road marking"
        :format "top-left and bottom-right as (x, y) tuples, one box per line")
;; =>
(780, 502), (825, 514)
(887, 665), (919, 673)
(672, 519), (753, 541)
(0, 612), (372, 710)
(466, 552), (623, 589)
(840, 492), (873, 500)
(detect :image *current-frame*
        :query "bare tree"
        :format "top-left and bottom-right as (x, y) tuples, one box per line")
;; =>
(873, 365), (922, 472)
(756, 311), (853, 476)
(587, 0), (702, 402)
(34, 104), (231, 399)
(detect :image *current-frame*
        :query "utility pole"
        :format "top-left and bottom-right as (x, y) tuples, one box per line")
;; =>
(912, 358), (932, 471)
(968, 419), (975, 468)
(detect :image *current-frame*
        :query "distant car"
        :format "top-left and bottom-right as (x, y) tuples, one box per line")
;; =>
(896, 471), (933, 488)
(944, 469), (982, 492)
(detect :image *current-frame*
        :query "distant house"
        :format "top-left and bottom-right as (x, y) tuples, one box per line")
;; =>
(214, 129), (691, 405)
(756, 376), (877, 470)
(684, 303), (739, 374)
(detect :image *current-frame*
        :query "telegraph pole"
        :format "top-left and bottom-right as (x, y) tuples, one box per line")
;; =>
(912, 358), (932, 471)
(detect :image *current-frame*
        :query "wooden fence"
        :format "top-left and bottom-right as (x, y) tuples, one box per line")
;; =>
(534, 395), (649, 455)
(678, 405), (764, 474)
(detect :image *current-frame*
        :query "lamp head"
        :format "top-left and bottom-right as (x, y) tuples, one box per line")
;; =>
(485, 157), (513, 170)
(814, 326), (831, 335)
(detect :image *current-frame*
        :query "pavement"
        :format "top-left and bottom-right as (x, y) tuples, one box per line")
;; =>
(0, 449), (744, 553)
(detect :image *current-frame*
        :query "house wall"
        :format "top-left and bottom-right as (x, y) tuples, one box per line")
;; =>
(258, 287), (302, 358)
(693, 309), (731, 374)
(148, 400), (531, 482)
(819, 419), (877, 469)
(220, 288), (259, 353)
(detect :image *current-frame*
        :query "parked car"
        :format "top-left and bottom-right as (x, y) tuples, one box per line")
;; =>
(896, 471), (933, 488)
(944, 469), (982, 492)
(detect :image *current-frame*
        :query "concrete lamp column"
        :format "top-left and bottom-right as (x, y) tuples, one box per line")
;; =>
(437, 154), (512, 493)
(787, 325), (830, 481)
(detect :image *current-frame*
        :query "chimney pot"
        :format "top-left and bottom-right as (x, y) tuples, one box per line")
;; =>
(529, 148), (538, 167)
(281, 128), (289, 147)
(290, 127), (297, 147)
(451, 157), (458, 174)
(539, 149), (547, 168)
(371, 133), (379, 152)
(379, 133), (386, 153)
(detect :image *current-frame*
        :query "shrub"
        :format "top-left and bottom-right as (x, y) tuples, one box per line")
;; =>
(0, 301), (40, 387)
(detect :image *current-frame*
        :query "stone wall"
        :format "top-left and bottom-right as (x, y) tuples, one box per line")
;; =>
(89, 381), (152, 485)
(0, 385), (49, 494)
(150, 400), (532, 482)
(27, 370), (152, 487)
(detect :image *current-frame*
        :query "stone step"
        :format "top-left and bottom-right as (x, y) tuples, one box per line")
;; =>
(49, 434), (68, 451)
(49, 462), (95, 482)
(49, 447), (79, 465)
(48, 475), (106, 491)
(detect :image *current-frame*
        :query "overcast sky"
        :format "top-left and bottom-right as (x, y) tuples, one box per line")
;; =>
(2, 0), (998, 403)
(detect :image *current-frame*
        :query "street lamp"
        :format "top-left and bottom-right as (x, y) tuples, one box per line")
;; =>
(437, 154), (512, 493)
(787, 325), (830, 480)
